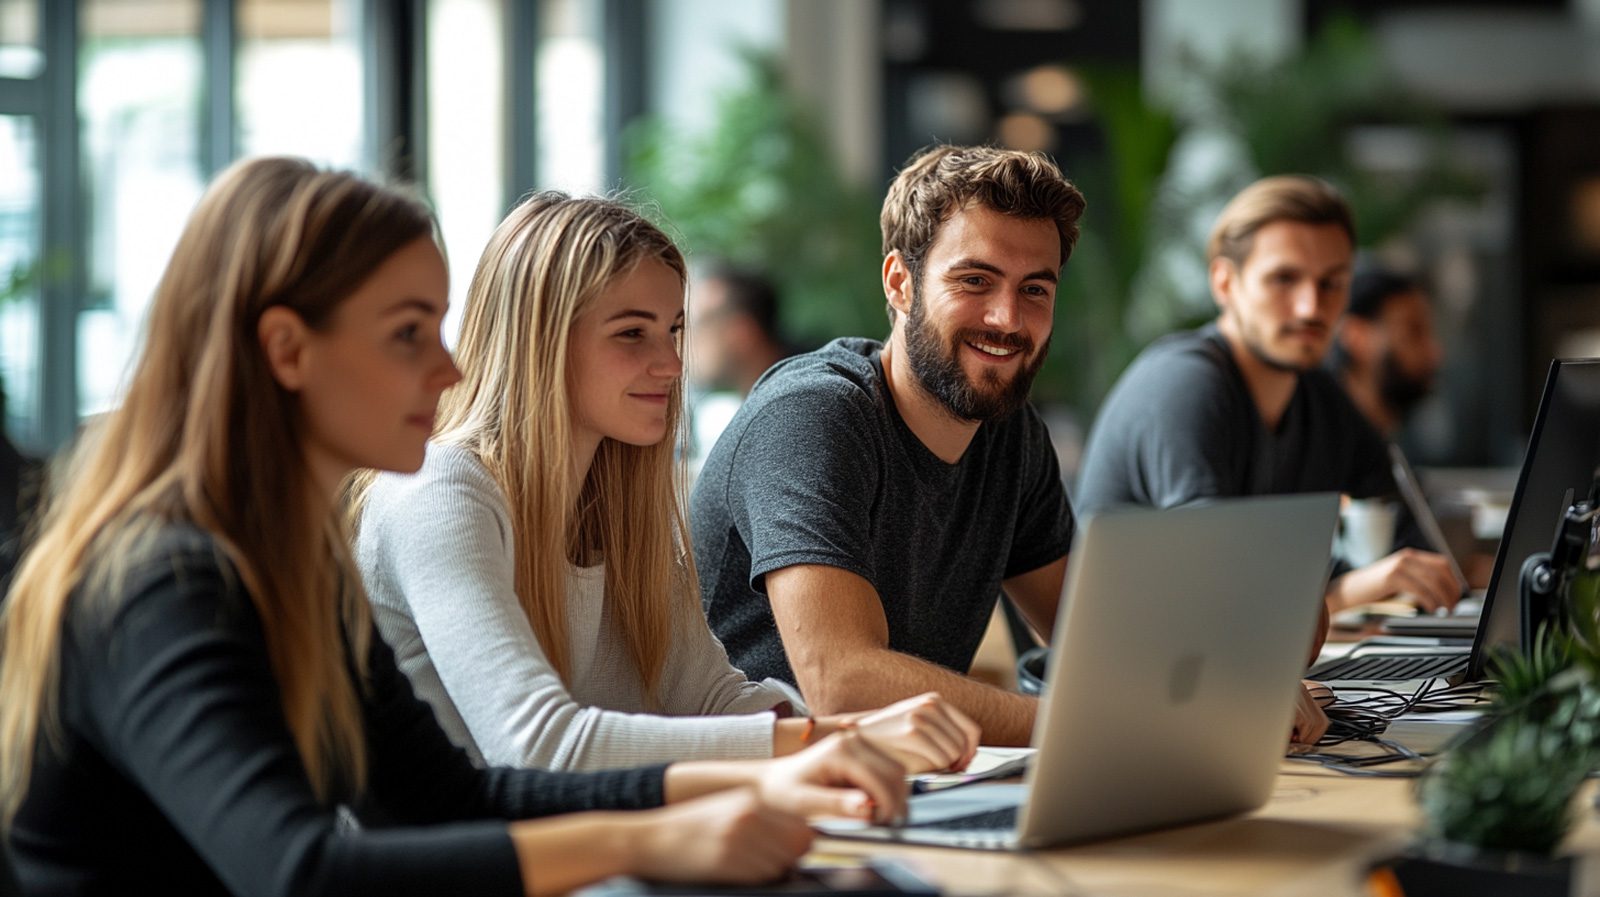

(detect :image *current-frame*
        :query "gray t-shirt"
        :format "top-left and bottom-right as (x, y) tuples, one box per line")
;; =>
(1075, 324), (1396, 516)
(690, 337), (1076, 686)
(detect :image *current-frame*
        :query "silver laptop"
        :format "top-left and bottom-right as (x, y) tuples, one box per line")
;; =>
(1305, 446), (1479, 684)
(1375, 443), (1479, 639)
(814, 493), (1338, 850)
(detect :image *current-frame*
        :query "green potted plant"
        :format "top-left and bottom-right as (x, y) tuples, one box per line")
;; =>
(1386, 549), (1600, 894)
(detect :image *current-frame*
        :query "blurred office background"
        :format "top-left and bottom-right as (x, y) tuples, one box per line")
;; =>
(2, 0), (1600, 476)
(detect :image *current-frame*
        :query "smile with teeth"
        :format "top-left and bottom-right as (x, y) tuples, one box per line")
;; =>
(968, 340), (1020, 357)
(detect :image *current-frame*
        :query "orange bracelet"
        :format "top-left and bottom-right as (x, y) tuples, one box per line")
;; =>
(800, 717), (817, 744)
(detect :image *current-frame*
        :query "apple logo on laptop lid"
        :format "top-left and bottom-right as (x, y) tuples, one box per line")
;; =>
(1169, 654), (1204, 704)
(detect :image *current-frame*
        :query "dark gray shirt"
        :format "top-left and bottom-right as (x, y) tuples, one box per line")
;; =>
(1075, 324), (1395, 516)
(690, 337), (1075, 686)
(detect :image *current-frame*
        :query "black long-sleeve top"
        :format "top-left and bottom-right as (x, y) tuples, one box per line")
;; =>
(6, 524), (666, 896)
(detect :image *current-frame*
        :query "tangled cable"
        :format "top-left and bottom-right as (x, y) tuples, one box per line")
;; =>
(1288, 679), (1492, 777)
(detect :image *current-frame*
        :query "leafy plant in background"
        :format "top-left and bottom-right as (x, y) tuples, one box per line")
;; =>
(625, 49), (885, 347)
(1176, 14), (1482, 246)
(0, 262), (33, 306)
(1041, 66), (1178, 411)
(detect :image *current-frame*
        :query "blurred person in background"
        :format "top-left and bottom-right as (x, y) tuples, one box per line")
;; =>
(0, 377), (42, 597)
(1076, 176), (1463, 617)
(1328, 265), (1444, 439)
(688, 264), (796, 398)
(685, 265), (798, 478)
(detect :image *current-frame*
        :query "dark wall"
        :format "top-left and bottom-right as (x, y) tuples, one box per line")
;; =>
(878, 0), (1139, 182)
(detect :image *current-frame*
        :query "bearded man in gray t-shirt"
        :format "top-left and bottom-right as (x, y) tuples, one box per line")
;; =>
(690, 145), (1086, 747)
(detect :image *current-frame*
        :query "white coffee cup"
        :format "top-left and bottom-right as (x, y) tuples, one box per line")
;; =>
(1340, 498), (1397, 568)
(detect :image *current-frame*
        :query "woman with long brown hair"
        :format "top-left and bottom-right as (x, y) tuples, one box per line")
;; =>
(0, 158), (906, 896)
(351, 192), (980, 773)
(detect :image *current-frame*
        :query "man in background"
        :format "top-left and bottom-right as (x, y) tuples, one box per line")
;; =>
(688, 265), (794, 397)
(1328, 265), (1444, 438)
(685, 266), (799, 479)
(1075, 175), (1462, 615)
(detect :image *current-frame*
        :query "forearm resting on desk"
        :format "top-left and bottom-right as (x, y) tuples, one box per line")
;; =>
(793, 646), (1037, 747)
(766, 563), (1038, 746)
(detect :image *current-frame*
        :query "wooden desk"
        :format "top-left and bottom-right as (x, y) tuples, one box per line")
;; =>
(817, 765), (1600, 896)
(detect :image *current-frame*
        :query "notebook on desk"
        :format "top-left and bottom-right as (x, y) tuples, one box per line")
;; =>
(813, 493), (1338, 851)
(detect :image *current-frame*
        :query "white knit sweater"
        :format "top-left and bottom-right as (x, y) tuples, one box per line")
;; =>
(355, 442), (795, 771)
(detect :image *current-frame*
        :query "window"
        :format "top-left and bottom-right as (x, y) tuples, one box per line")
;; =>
(536, 0), (604, 194)
(427, 0), (504, 340)
(14, 0), (648, 447)
(76, 0), (203, 416)
(237, 0), (362, 167)
(0, 0), (42, 78)
(0, 114), (40, 446)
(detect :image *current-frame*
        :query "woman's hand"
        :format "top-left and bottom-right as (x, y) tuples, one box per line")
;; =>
(663, 728), (907, 823)
(755, 729), (909, 824)
(508, 789), (814, 895)
(624, 789), (814, 886)
(612, 734), (908, 890)
(822, 692), (981, 774)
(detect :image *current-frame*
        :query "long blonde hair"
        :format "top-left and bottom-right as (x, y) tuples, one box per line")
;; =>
(356, 192), (692, 698)
(0, 157), (437, 827)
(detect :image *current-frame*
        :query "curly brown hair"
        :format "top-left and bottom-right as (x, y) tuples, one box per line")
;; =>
(880, 144), (1086, 324)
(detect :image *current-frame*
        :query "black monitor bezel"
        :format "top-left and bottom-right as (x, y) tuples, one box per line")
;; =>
(1467, 357), (1600, 679)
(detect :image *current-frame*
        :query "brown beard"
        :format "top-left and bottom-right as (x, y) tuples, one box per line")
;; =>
(903, 290), (1047, 422)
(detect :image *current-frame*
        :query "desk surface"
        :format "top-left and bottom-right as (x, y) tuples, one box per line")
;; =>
(817, 763), (1600, 896)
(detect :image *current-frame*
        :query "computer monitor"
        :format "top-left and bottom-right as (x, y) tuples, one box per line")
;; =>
(1471, 358), (1600, 677)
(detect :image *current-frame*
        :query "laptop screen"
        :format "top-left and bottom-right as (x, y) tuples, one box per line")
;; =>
(1471, 358), (1600, 677)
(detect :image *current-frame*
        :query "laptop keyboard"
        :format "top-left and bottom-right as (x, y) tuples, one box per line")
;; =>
(912, 805), (1018, 831)
(1310, 652), (1466, 682)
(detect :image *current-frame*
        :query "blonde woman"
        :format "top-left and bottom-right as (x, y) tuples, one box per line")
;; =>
(353, 193), (979, 773)
(0, 159), (908, 896)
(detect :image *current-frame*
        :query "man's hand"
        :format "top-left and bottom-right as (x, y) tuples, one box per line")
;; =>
(1327, 548), (1463, 613)
(763, 564), (1040, 744)
(1291, 681), (1331, 746)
